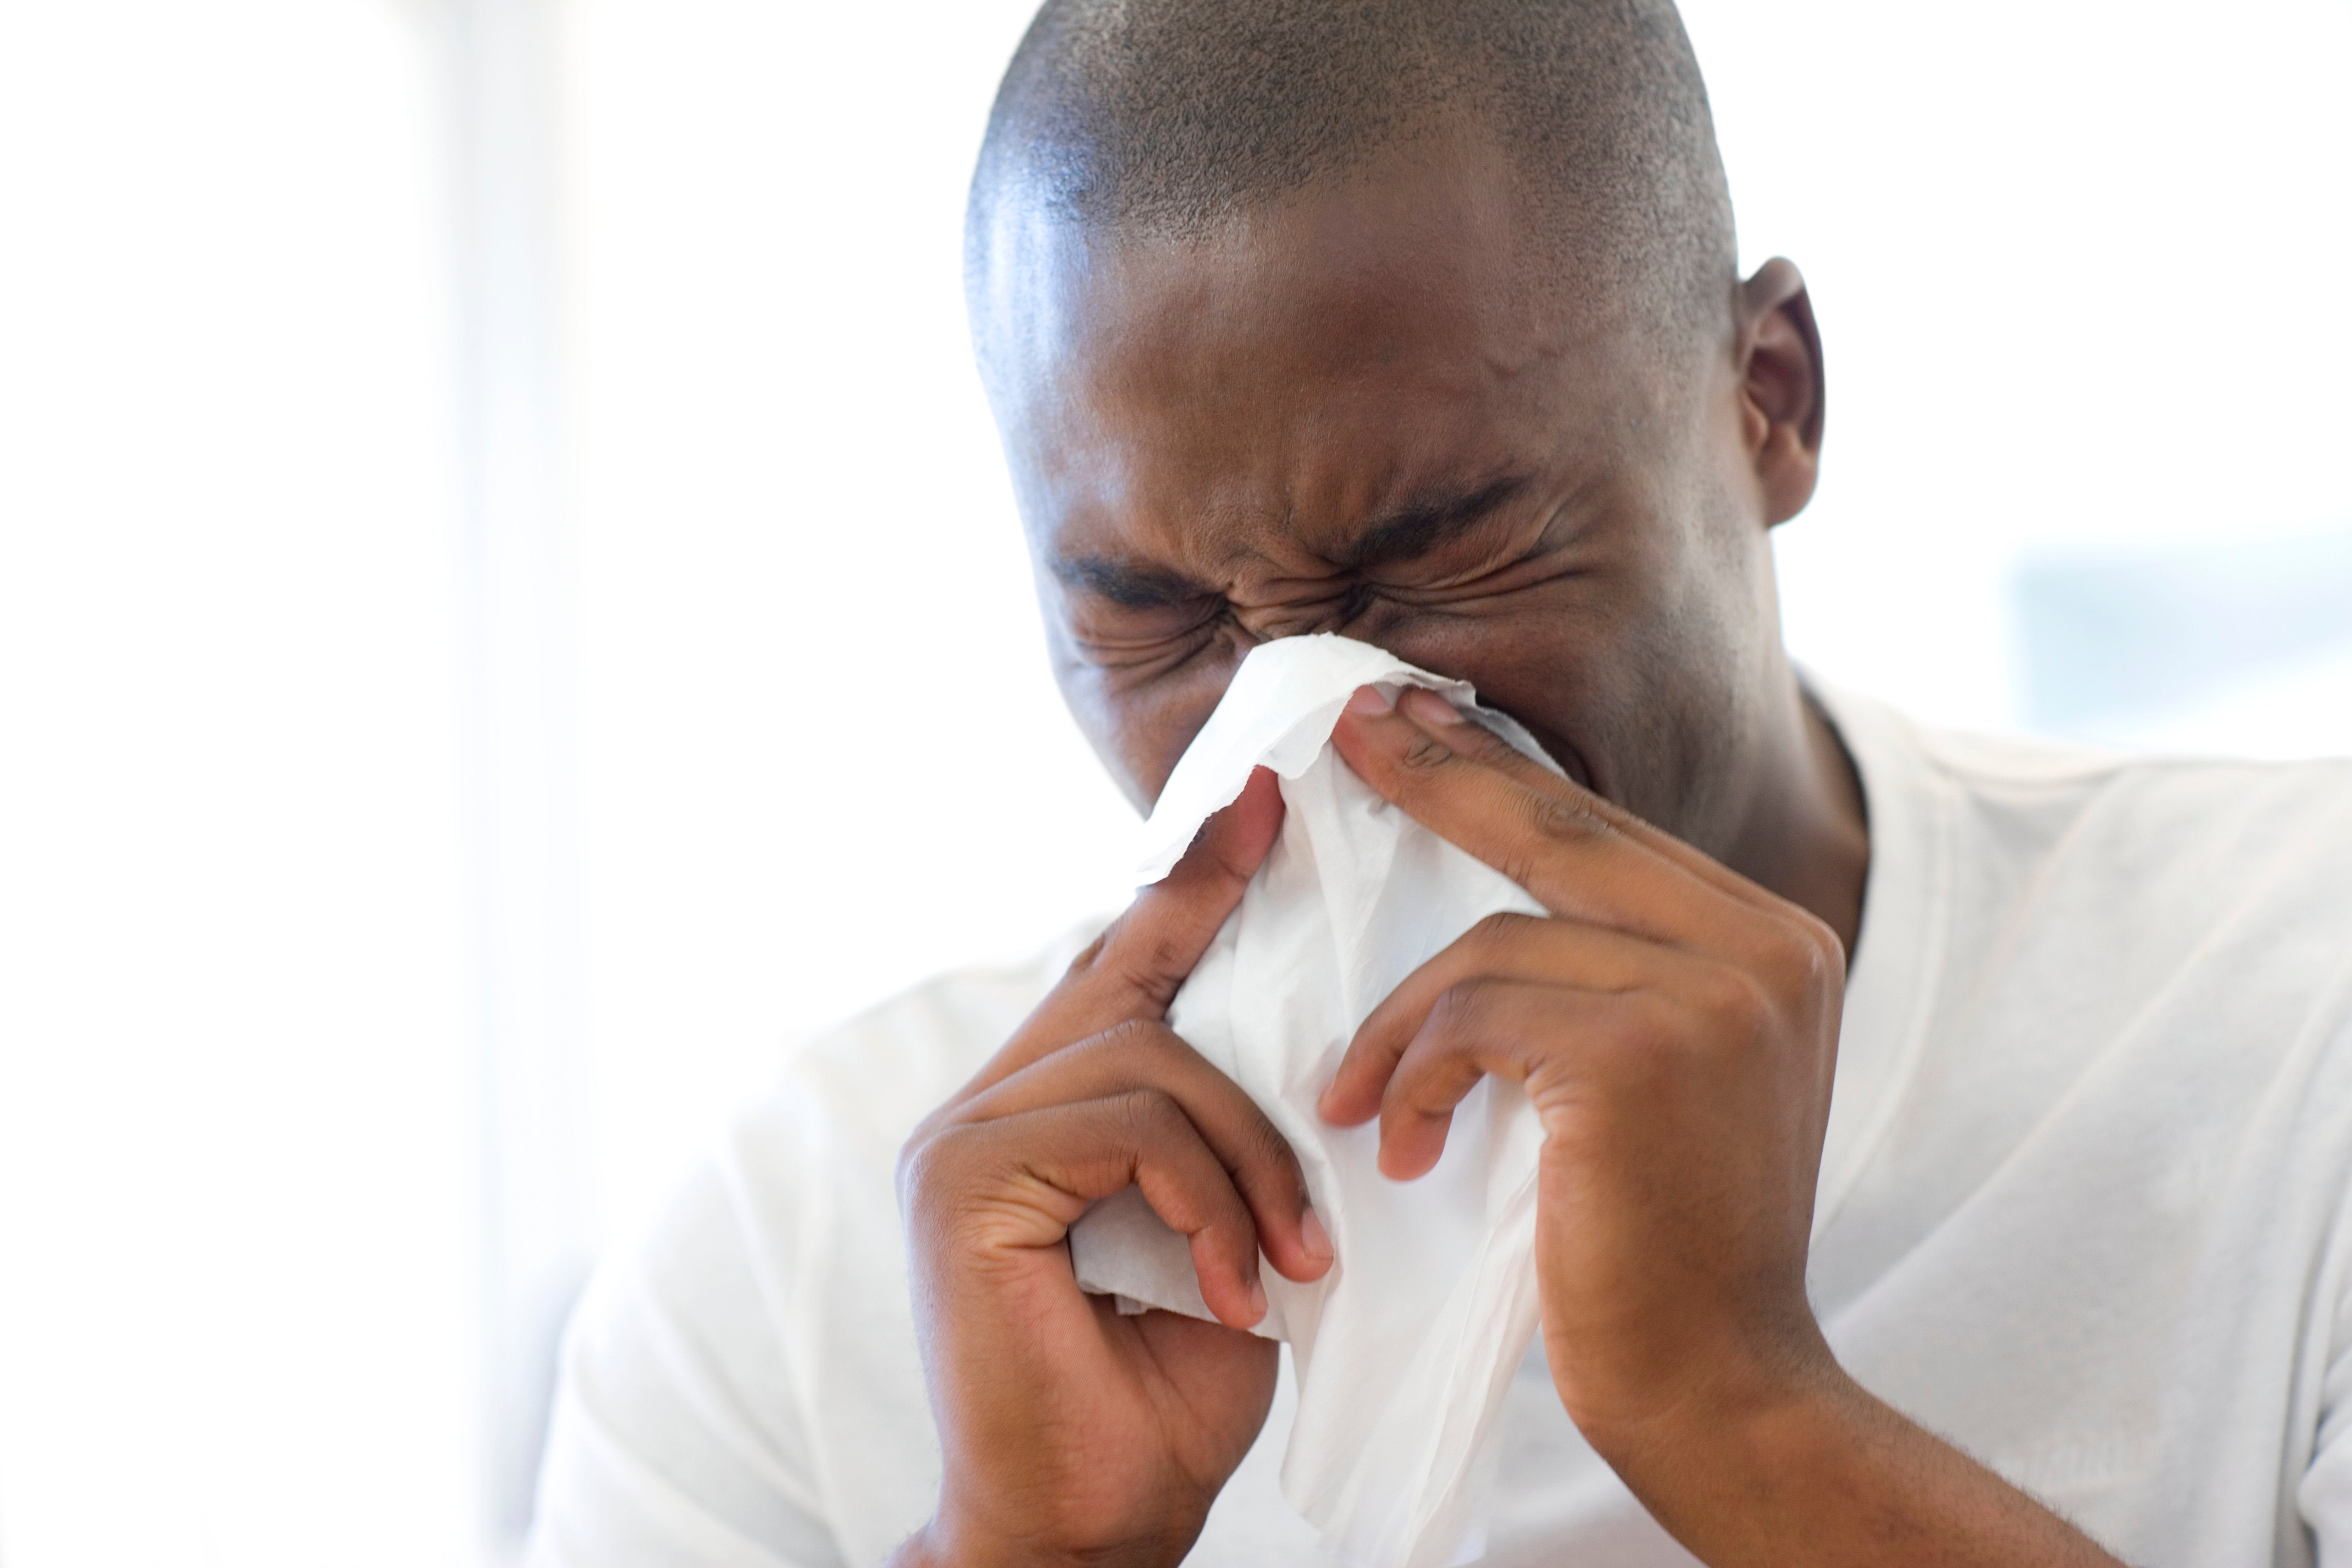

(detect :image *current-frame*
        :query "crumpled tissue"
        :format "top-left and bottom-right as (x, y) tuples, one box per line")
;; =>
(1068, 633), (1556, 1568)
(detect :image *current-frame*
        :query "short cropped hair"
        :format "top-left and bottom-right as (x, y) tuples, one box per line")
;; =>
(968, 0), (1739, 346)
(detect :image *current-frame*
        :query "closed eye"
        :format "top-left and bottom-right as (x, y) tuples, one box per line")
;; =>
(1062, 595), (1233, 674)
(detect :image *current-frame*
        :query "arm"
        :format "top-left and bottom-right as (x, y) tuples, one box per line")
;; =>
(1324, 684), (2124, 1568)
(1619, 1368), (2122, 1566)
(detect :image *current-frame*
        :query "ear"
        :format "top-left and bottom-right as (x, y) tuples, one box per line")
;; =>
(1736, 257), (1825, 526)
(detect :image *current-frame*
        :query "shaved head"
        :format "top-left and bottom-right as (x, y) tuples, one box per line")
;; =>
(969, 0), (1737, 348)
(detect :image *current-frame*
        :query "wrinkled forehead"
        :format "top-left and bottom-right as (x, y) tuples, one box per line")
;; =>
(970, 139), (1672, 571)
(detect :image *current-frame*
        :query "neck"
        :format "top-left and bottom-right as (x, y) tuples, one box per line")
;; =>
(1724, 662), (1871, 963)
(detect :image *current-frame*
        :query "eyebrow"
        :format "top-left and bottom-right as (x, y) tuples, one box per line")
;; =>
(1338, 473), (1532, 573)
(1051, 555), (1208, 609)
(1049, 471), (1535, 607)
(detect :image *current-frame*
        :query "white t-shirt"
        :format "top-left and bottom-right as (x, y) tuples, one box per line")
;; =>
(528, 686), (2352, 1567)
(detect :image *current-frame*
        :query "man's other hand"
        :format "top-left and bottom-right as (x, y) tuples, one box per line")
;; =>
(1323, 684), (1845, 1467)
(892, 766), (1332, 1568)
(1323, 686), (2122, 1568)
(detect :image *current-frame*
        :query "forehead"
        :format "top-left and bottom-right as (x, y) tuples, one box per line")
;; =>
(973, 131), (1660, 570)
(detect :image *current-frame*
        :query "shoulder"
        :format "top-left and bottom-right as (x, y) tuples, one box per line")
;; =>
(1826, 679), (2352, 908)
(1823, 681), (2352, 1049)
(1934, 722), (2352, 929)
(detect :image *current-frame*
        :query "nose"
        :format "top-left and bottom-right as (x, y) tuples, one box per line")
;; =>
(1224, 580), (1373, 643)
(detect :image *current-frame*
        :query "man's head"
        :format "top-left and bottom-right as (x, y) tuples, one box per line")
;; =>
(971, 0), (1737, 350)
(967, 0), (1827, 867)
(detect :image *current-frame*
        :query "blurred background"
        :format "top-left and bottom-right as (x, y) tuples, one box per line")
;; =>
(0, 0), (2344, 1562)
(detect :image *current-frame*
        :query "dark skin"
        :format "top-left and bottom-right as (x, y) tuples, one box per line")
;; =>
(893, 128), (2126, 1565)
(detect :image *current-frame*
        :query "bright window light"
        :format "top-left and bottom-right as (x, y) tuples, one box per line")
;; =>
(0, 4), (477, 1566)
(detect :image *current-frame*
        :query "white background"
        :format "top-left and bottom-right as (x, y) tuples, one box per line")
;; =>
(0, 2), (2345, 1564)
(0, 7), (479, 1566)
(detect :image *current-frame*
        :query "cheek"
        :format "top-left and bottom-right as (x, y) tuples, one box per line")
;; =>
(1353, 589), (1611, 708)
(1589, 476), (1777, 837)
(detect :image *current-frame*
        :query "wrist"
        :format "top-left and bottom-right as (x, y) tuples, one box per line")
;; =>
(1583, 1321), (1855, 1494)
(1594, 1336), (1876, 1547)
(1589, 1346), (2122, 1567)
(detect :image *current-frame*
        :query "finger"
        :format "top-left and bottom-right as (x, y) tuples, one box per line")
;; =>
(1371, 980), (1655, 1180)
(957, 1019), (1331, 1282)
(1391, 686), (1781, 904)
(968, 767), (1284, 1105)
(1096, 762), (1284, 1008)
(1329, 686), (1731, 941)
(951, 1090), (1273, 1328)
(1343, 687), (1850, 1001)
(1321, 911), (1694, 1126)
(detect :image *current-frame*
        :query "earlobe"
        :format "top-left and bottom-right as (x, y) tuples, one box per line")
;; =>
(1737, 258), (1825, 527)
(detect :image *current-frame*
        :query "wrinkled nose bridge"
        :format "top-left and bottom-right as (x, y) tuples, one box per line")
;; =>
(1221, 573), (1371, 644)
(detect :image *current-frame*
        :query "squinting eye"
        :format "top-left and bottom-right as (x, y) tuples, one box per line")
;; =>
(1066, 596), (1232, 668)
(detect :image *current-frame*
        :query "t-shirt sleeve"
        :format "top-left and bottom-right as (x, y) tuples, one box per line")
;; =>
(526, 1157), (848, 1568)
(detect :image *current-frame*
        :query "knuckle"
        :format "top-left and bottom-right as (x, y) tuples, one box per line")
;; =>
(1695, 964), (1773, 1039)
(894, 1124), (967, 1211)
(1236, 1106), (1302, 1184)
(1525, 790), (1608, 844)
(1144, 929), (1193, 977)
(1119, 934), (1193, 1005)
(1110, 1086), (1186, 1143)
(1396, 729), (1455, 774)
(1426, 979), (1498, 1046)
(1756, 911), (1842, 1000)
(1079, 912), (1200, 1011)
(1100, 1018), (1205, 1081)
(1798, 913), (1847, 985)
(1093, 1015), (1167, 1055)
(1063, 927), (1114, 982)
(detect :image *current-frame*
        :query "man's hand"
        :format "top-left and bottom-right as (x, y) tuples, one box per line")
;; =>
(1323, 685), (1845, 1458)
(892, 767), (1334, 1568)
(1323, 685), (2123, 1568)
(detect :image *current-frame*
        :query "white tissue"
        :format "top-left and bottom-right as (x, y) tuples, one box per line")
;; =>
(1068, 634), (1554, 1568)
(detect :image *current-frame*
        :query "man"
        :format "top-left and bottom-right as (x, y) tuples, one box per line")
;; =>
(528, 1), (2352, 1563)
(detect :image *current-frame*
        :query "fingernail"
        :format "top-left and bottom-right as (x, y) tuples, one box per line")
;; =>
(1300, 1205), (1332, 1262)
(1402, 687), (1467, 726)
(1247, 1275), (1269, 1319)
(1346, 685), (1392, 715)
